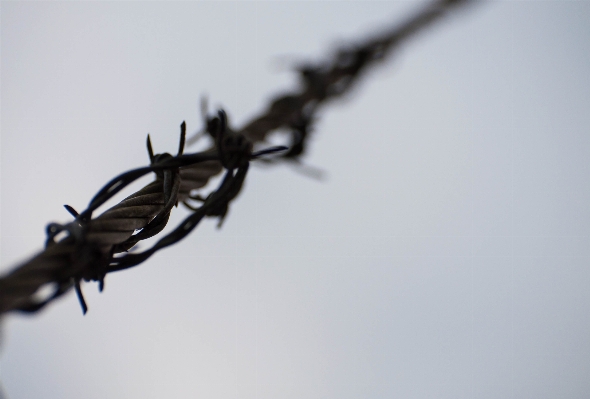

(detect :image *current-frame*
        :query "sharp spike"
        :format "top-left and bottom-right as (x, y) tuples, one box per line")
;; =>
(64, 204), (79, 217)
(74, 279), (88, 315)
(217, 109), (227, 133)
(178, 121), (186, 156)
(146, 134), (155, 164)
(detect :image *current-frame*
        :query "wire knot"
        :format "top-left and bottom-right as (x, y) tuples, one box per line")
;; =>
(208, 110), (253, 170)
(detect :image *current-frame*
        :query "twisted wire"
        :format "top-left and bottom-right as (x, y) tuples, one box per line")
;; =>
(0, 0), (474, 315)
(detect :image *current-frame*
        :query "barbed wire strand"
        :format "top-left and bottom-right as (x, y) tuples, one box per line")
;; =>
(0, 0), (474, 315)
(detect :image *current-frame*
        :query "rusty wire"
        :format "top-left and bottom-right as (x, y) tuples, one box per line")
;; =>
(0, 0), (474, 315)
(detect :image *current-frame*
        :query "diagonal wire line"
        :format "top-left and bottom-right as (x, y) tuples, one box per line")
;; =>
(0, 0), (474, 315)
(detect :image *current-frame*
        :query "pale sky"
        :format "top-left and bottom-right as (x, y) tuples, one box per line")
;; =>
(1, 2), (589, 398)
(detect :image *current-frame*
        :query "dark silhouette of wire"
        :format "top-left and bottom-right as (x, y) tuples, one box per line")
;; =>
(0, 0), (474, 315)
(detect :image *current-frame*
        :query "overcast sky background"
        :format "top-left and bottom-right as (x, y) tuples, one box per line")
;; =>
(1, 1), (589, 398)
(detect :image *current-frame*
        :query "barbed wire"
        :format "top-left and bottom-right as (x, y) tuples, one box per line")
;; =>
(0, 0), (474, 315)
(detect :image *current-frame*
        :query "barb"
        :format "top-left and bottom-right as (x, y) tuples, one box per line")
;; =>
(0, 0), (474, 315)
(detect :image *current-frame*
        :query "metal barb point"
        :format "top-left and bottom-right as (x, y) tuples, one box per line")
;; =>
(74, 279), (88, 315)
(146, 134), (155, 164)
(64, 204), (79, 217)
(178, 122), (186, 156)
